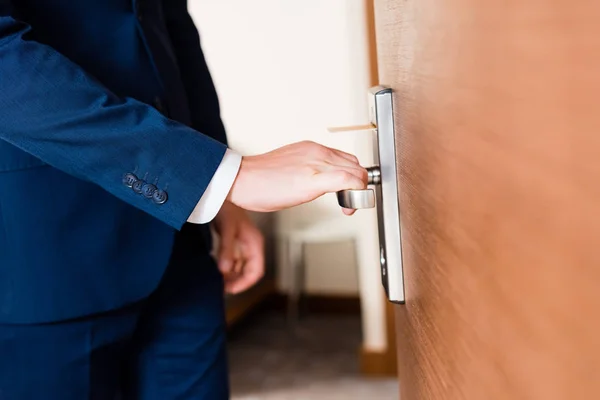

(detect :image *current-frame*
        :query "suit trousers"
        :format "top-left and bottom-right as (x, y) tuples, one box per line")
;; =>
(0, 225), (229, 399)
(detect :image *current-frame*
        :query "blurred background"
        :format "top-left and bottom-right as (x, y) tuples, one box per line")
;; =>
(190, 0), (600, 398)
(190, 1), (398, 399)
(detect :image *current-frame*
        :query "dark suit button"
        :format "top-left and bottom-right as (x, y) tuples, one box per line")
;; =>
(132, 180), (144, 194)
(152, 189), (168, 205)
(142, 183), (157, 198)
(122, 173), (138, 188)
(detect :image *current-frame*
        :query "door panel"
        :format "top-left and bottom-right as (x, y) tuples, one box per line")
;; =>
(373, 1), (600, 399)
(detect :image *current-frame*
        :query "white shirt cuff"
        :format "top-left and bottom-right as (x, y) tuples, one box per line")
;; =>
(187, 149), (242, 224)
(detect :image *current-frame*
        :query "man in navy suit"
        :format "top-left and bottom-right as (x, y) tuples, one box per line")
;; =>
(0, 0), (367, 398)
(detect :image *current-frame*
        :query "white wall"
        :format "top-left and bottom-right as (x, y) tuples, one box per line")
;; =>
(190, 0), (387, 351)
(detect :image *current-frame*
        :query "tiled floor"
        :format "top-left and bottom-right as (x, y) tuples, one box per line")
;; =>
(228, 312), (398, 400)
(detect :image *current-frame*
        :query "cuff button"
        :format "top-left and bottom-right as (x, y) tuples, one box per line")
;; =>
(132, 180), (144, 194)
(142, 183), (157, 198)
(152, 189), (168, 205)
(122, 173), (138, 188)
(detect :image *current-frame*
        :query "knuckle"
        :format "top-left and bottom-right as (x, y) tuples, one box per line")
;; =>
(303, 141), (329, 158)
(361, 167), (369, 182)
(300, 140), (316, 148)
(339, 171), (354, 183)
(318, 146), (334, 159)
(302, 165), (317, 175)
(310, 143), (326, 156)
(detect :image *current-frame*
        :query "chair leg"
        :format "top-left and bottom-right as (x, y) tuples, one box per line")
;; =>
(287, 238), (304, 325)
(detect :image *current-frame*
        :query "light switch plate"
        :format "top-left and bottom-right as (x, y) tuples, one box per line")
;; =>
(369, 86), (405, 304)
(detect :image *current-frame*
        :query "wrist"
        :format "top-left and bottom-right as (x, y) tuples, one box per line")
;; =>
(227, 156), (249, 207)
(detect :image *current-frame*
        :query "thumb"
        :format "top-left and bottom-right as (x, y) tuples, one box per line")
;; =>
(218, 228), (236, 274)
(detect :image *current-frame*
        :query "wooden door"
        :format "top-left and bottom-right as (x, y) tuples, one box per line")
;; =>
(373, 1), (600, 399)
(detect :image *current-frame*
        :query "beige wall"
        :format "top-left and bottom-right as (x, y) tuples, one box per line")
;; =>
(190, 0), (387, 351)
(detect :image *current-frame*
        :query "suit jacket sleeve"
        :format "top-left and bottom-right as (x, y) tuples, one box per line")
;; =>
(162, 0), (228, 146)
(0, 12), (227, 230)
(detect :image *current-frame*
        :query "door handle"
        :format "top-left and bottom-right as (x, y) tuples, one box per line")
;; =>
(335, 86), (406, 304)
(336, 167), (381, 209)
(336, 189), (375, 209)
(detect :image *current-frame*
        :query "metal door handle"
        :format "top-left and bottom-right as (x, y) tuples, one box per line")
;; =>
(336, 166), (381, 209)
(337, 189), (375, 209)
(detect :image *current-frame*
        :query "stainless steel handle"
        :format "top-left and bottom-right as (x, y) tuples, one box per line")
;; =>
(337, 189), (375, 208)
(336, 166), (381, 209)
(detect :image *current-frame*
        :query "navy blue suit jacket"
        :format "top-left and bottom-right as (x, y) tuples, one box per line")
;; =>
(0, 0), (228, 323)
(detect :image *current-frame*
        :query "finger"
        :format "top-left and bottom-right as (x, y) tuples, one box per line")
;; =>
(225, 277), (245, 294)
(243, 250), (265, 282)
(319, 164), (368, 185)
(342, 208), (356, 216)
(314, 170), (368, 194)
(225, 274), (256, 294)
(222, 271), (237, 284)
(325, 151), (362, 170)
(225, 264), (264, 294)
(223, 275), (240, 294)
(239, 226), (265, 266)
(228, 242), (244, 274)
(329, 149), (360, 166)
(232, 258), (244, 275)
(224, 226), (266, 294)
(218, 228), (236, 274)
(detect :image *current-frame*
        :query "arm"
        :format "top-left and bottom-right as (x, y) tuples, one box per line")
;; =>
(161, 0), (244, 223)
(0, 10), (226, 229)
(157, 1), (369, 219)
(162, 0), (228, 145)
(0, 5), (367, 236)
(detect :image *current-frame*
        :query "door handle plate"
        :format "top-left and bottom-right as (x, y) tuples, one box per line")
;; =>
(370, 86), (405, 304)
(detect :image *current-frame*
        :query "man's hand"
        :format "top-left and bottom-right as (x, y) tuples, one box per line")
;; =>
(227, 141), (368, 216)
(213, 201), (265, 294)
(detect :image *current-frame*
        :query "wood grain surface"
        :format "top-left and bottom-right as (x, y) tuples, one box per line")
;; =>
(373, 1), (600, 399)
